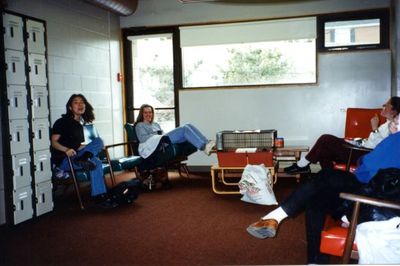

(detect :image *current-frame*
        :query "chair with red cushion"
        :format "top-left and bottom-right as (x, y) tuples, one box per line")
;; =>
(320, 193), (400, 263)
(332, 108), (383, 172)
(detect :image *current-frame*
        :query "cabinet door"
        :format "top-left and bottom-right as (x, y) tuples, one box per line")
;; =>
(7, 85), (28, 120)
(5, 49), (26, 85)
(2, 13), (24, 51)
(26, 19), (46, 54)
(30, 86), (49, 119)
(13, 186), (33, 225)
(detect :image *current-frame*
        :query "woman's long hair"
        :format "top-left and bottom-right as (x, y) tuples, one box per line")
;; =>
(134, 104), (154, 125)
(62, 94), (95, 123)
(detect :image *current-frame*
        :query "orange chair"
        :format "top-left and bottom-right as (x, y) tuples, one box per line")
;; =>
(321, 193), (400, 263)
(333, 108), (383, 172)
(321, 107), (387, 263)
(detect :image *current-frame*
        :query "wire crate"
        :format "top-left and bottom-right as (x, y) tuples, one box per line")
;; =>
(216, 130), (277, 151)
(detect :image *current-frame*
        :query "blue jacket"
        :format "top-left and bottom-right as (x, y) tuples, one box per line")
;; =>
(355, 131), (400, 183)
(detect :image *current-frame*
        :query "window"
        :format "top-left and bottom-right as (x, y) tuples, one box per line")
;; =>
(180, 17), (317, 88)
(317, 9), (389, 52)
(127, 33), (177, 132)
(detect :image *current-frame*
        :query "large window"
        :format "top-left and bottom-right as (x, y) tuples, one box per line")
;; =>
(180, 17), (316, 88)
(128, 33), (176, 132)
(317, 9), (389, 52)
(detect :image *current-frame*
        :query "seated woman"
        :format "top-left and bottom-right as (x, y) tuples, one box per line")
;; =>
(247, 116), (400, 264)
(134, 104), (215, 160)
(285, 96), (400, 174)
(51, 94), (117, 209)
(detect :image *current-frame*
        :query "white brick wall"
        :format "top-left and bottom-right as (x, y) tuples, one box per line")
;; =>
(7, 0), (124, 150)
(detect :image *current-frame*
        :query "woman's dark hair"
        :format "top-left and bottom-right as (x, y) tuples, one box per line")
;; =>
(135, 104), (154, 125)
(390, 96), (400, 115)
(62, 94), (95, 123)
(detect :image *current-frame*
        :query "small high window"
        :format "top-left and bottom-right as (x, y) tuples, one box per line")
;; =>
(317, 9), (389, 52)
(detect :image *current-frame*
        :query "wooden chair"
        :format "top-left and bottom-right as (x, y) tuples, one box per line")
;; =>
(320, 193), (400, 263)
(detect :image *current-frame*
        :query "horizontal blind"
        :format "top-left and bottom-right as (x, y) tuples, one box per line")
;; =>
(180, 17), (316, 47)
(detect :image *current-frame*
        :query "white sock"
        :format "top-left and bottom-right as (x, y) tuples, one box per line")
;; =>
(297, 153), (310, 168)
(262, 207), (288, 224)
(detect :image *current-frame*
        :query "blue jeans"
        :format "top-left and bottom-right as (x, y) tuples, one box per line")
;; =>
(279, 169), (361, 263)
(58, 137), (107, 197)
(165, 123), (208, 150)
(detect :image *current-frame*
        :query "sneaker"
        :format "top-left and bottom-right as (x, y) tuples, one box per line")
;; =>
(74, 157), (96, 171)
(55, 168), (70, 179)
(203, 140), (216, 156)
(283, 163), (310, 175)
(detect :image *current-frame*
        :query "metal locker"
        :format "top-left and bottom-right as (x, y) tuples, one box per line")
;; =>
(12, 152), (31, 190)
(0, 189), (5, 225)
(26, 19), (46, 55)
(33, 150), (52, 184)
(30, 86), (49, 119)
(28, 53), (47, 86)
(35, 180), (53, 216)
(13, 186), (33, 225)
(5, 49), (26, 85)
(9, 119), (30, 155)
(2, 13), (24, 51)
(7, 85), (28, 120)
(32, 118), (50, 151)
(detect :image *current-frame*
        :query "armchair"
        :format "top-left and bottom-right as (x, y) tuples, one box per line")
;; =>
(124, 123), (197, 177)
(320, 192), (400, 263)
(333, 108), (383, 172)
(52, 124), (114, 210)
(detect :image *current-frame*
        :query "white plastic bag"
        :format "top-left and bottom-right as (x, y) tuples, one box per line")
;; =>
(355, 216), (400, 264)
(238, 164), (277, 205)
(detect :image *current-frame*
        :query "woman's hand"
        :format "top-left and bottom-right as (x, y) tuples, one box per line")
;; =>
(389, 116), (399, 134)
(370, 113), (380, 131)
(65, 148), (77, 157)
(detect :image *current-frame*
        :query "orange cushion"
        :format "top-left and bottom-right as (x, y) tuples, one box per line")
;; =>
(333, 162), (357, 173)
(320, 216), (357, 257)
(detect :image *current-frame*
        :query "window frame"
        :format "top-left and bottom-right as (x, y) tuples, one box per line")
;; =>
(317, 9), (389, 52)
(122, 27), (183, 127)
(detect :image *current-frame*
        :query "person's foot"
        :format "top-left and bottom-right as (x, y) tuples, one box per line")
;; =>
(247, 219), (279, 239)
(94, 194), (118, 209)
(203, 140), (216, 155)
(283, 163), (310, 175)
(74, 155), (96, 171)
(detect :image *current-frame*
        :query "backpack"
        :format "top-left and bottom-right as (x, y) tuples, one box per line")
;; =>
(108, 178), (141, 205)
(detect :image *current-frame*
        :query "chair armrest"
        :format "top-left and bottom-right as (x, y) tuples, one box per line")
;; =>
(342, 143), (372, 153)
(339, 192), (400, 263)
(104, 140), (138, 150)
(339, 193), (400, 210)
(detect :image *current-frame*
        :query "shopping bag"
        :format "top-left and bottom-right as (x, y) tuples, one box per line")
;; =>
(356, 216), (400, 264)
(238, 164), (277, 205)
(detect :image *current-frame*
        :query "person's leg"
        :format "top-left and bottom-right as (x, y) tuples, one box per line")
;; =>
(247, 169), (360, 239)
(165, 124), (207, 150)
(88, 157), (107, 196)
(57, 137), (107, 197)
(305, 134), (364, 168)
(305, 206), (330, 264)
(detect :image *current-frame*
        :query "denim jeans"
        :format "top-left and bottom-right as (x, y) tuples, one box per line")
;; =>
(280, 169), (362, 263)
(165, 123), (208, 150)
(58, 137), (106, 197)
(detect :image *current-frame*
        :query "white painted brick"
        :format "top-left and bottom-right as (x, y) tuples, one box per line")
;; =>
(52, 56), (73, 74)
(63, 74), (81, 91)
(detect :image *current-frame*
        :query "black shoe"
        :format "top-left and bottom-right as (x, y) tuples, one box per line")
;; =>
(94, 194), (118, 209)
(284, 163), (310, 175)
(74, 156), (96, 171)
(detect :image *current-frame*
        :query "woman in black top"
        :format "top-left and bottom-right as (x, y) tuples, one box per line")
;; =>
(51, 94), (116, 208)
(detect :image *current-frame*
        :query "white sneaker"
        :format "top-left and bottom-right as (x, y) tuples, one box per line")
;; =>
(203, 140), (216, 156)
